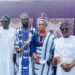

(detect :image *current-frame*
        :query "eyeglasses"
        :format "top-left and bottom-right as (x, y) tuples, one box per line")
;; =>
(61, 28), (69, 31)
(1, 21), (10, 22)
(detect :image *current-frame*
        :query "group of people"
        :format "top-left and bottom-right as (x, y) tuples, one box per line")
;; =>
(0, 13), (75, 75)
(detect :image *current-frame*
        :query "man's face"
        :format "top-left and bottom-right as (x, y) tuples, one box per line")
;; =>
(21, 18), (29, 27)
(1, 20), (10, 28)
(61, 28), (70, 37)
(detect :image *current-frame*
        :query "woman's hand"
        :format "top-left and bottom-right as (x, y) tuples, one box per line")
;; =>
(32, 53), (40, 64)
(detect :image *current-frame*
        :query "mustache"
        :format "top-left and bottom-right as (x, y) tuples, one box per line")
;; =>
(23, 23), (28, 28)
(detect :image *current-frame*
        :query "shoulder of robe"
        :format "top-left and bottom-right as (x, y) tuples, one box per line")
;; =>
(70, 35), (75, 43)
(0, 27), (3, 33)
(70, 35), (75, 38)
(10, 27), (16, 31)
(9, 27), (16, 33)
(54, 37), (63, 45)
(15, 27), (22, 33)
(33, 31), (38, 37)
(31, 31), (38, 41)
(0, 27), (2, 29)
(47, 32), (55, 39)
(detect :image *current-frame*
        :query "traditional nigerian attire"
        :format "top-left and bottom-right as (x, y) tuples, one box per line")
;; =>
(30, 26), (36, 35)
(15, 26), (35, 75)
(30, 32), (55, 75)
(54, 36), (75, 75)
(0, 27), (16, 75)
(30, 32), (46, 75)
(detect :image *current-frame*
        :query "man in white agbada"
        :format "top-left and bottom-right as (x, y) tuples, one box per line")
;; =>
(54, 22), (75, 75)
(0, 15), (16, 75)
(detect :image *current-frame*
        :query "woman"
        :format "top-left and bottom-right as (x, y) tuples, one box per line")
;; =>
(30, 19), (48, 75)
(30, 18), (55, 75)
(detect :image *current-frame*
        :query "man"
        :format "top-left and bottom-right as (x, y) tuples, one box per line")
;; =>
(15, 13), (35, 75)
(54, 22), (75, 75)
(0, 15), (16, 75)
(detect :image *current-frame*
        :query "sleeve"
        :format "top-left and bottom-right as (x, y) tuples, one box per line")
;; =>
(46, 34), (56, 66)
(74, 49), (75, 60)
(14, 29), (20, 49)
(13, 29), (17, 54)
(47, 39), (55, 66)
(30, 27), (36, 35)
(73, 37), (75, 60)
(51, 39), (55, 56)
(30, 34), (36, 55)
(54, 39), (60, 57)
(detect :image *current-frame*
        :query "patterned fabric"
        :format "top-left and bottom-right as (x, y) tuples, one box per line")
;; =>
(15, 26), (35, 75)
(30, 32), (45, 75)
(40, 32), (55, 75)
(30, 32), (55, 75)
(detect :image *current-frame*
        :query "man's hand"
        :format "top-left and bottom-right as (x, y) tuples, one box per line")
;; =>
(32, 53), (40, 64)
(16, 48), (21, 52)
(67, 60), (75, 71)
(61, 63), (72, 72)
(61, 63), (70, 72)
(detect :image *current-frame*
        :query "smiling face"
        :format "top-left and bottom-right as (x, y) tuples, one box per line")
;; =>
(61, 28), (70, 37)
(1, 20), (10, 29)
(21, 17), (29, 28)
(60, 23), (71, 38)
(38, 20), (46, 32)
(1, 16), (10, 29)
(20, 13), (29, 28)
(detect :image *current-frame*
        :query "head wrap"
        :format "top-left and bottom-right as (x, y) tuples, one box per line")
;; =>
(36, 18), (48, 27)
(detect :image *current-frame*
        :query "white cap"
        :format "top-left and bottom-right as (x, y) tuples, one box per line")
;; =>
(1, 15), (10, 21)
(20, 13), (29, 20)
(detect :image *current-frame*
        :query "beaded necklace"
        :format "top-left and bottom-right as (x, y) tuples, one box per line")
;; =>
(38, 31), (47, 44)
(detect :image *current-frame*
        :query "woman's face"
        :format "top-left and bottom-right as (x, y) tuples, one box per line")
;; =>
(38, 20), (45, 32)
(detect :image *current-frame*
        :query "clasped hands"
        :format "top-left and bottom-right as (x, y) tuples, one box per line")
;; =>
(61, 62), (74, 72)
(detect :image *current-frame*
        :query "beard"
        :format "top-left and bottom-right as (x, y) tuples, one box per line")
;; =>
(3, 25), (9, 29)
(22, 22), (28, 28)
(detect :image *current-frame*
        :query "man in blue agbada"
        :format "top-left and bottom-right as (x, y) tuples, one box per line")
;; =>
(15, 13), (35, 75)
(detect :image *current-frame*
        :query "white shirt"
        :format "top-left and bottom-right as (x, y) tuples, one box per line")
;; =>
(54, 35), (75, 75)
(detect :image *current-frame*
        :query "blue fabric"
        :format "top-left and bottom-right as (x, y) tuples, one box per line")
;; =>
(47, 37), (56, 66)
(30, 32), (45, 55)
(40, 33), (56, 75)
(15, 26), (35, 75)
(41, 33), (52, 75)
(46, 37), (56, 75)
(30, 32), (46, 75)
